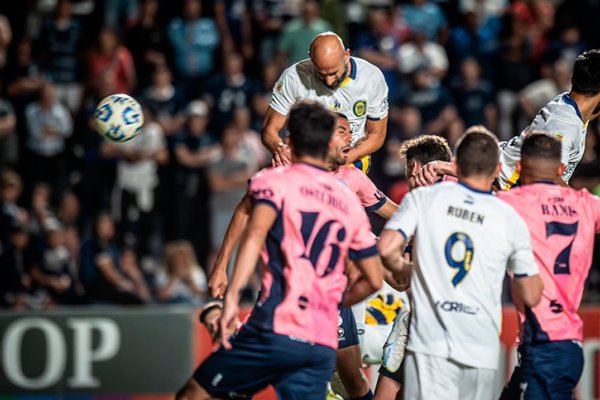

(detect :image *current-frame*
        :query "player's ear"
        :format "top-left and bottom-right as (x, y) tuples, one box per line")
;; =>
(494, 162), (502, 178)
(515, 161), (522, 175)
(558, 162), (566, 177)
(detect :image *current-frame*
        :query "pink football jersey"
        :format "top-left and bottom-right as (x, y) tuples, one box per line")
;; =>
(498, 182), (600, 342)
(330, 166), (387, 211)
(247, 163), (378, 348)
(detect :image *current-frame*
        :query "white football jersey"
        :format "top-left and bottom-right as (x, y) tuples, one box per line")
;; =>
(269, 57), (389, 146)
(385, 182), (538, 370)
(498, 93), (587, 189)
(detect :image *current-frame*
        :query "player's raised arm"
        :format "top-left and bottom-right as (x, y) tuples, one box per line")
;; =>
(220, 202), (277, 348)
(261, 107), (291, 166)
(208, 192), (252, 298)
(346, 117), (388, 164)
(507, 213), (544, 308)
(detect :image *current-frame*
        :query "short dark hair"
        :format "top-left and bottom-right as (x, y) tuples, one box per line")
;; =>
(456, 129), (499, 177)
(521, 133), (561, 162)
(399, 135), (452, 165)
(572, 49), (600, 95)
(334, 112), (348, 121)
(288, 102), (336, 159)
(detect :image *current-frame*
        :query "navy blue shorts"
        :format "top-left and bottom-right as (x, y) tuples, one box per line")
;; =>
(500, 340), (583, 400)
(338, 306), (359, 349)
(194, 325), (336, 400)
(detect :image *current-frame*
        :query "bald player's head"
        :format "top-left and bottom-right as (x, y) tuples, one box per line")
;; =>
(309, 32), (350, 89)
(518, 133), (565, 185)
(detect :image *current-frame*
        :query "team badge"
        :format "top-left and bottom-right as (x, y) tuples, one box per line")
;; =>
(353, 100), (366, 117)
(275, 81), (283, 92)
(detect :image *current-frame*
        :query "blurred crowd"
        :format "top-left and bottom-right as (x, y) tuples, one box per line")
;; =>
(2, 0), (600, 309)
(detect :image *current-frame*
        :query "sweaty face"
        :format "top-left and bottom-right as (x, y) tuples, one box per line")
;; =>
(314, 59), (349, 89)
(329, 117), (352, 166)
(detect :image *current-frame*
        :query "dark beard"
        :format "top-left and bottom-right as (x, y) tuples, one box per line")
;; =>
(323, 62), (350, 90)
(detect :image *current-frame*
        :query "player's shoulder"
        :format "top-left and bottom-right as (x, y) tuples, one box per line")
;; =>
(250, 166), (289, 184)
(353, 56), (384, 75)
(283, 59), (313, 80)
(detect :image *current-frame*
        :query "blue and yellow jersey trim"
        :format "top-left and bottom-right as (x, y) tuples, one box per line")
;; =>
(351, 155), (371, 174)
(365, 293), (404, 325)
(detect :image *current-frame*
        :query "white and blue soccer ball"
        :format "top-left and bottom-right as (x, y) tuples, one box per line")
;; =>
(95, 94), (144, 142)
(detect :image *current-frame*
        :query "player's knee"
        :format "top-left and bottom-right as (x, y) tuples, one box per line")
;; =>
(175, 379), (212, 400)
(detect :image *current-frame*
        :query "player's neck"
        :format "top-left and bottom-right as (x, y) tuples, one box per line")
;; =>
(296, 155), (329, 170)
(459, 176), (493, 193)
(569, 91), (600, 122)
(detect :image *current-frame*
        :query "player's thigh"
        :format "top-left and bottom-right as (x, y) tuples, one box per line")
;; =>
(374, 373), (402, 400)
(403, 351), (460, 400)
(176, 377), (214, 400)
(458, 364), (496, 400)
(274, 345), (336, 400)
(193, 328), (280, 399)
(515, 341), (583, 400)
(338, 306), (360, 350)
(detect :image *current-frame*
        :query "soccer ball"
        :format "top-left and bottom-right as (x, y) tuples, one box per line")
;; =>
(95, 94), (144, 142)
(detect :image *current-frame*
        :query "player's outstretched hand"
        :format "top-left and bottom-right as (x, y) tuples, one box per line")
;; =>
(413, 161), (441, 187)
(208, 266), (228, 299)
(272, 143), (291, 167)
(219, 298), (240, 350)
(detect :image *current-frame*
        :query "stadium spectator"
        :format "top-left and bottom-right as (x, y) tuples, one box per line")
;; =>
(0, 14), (11, 73)
(168, 0), (219, 99)
(451, 57), (497, 131)
(518, 58), (572, 123)
(156, 240), (207, 305)
(0, 223), (45, 309)
(402, 0), (448, 42)
(174, 100), (220, 266)
(213, 0), (254, 60)
(124, 0), (171, 89)
(38, 0), (85, 114)
(207, 125), (253, 270)
(277, 0), (331, 65)
(31, 220), (84, 305)
(398, 28), (449, 79)
(230, 106), (270, 171)
(87, 26), (136, 96)
(23, 81), (72, 197)
(0, 83), (17, 170)
(204, 52), (257, 136)
(0, 171), (26, 252)
(79, 212), (146, 305)
(141, 65), (186, 138)
(356, 8), (400, 101)
(101, 105), (168, 259)
(120, 247), (153, 302)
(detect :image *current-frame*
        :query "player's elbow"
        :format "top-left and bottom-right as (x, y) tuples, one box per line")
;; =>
(517, 274), (544, 308)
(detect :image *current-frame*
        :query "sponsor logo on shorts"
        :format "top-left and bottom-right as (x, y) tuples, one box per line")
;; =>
(212, 373), (223, 387)
(435, 301), (479, 315)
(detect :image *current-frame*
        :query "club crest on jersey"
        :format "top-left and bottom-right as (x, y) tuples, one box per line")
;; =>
(353, 100), (366, 117)
(275, 81), (283, 93)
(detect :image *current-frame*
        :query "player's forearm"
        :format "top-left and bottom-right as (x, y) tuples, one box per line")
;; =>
(344, 256), (383, 306)
(213, 195), (252, 272)
(261, 126), (282, 154)
(343, 277), (378, 306)
(227, 231), (264, 300)
(375, 199), (398, 220)
(347, 118), (388, 163)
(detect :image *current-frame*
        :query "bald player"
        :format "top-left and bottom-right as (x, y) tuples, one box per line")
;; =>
(263, 32), (389, 172)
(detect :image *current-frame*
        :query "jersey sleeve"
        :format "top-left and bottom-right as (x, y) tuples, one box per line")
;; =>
(507, 212), (539, 277)
(351, 168), (387, 212)
(542, 117), (580, 167)
(348, 208), (378, 261)
(584, 190), (600, 233)
(248, 172), (284, 212)
(269, 66), (299, 116)
(366, 66), (389, 121)
(383, 189), (420, 240)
